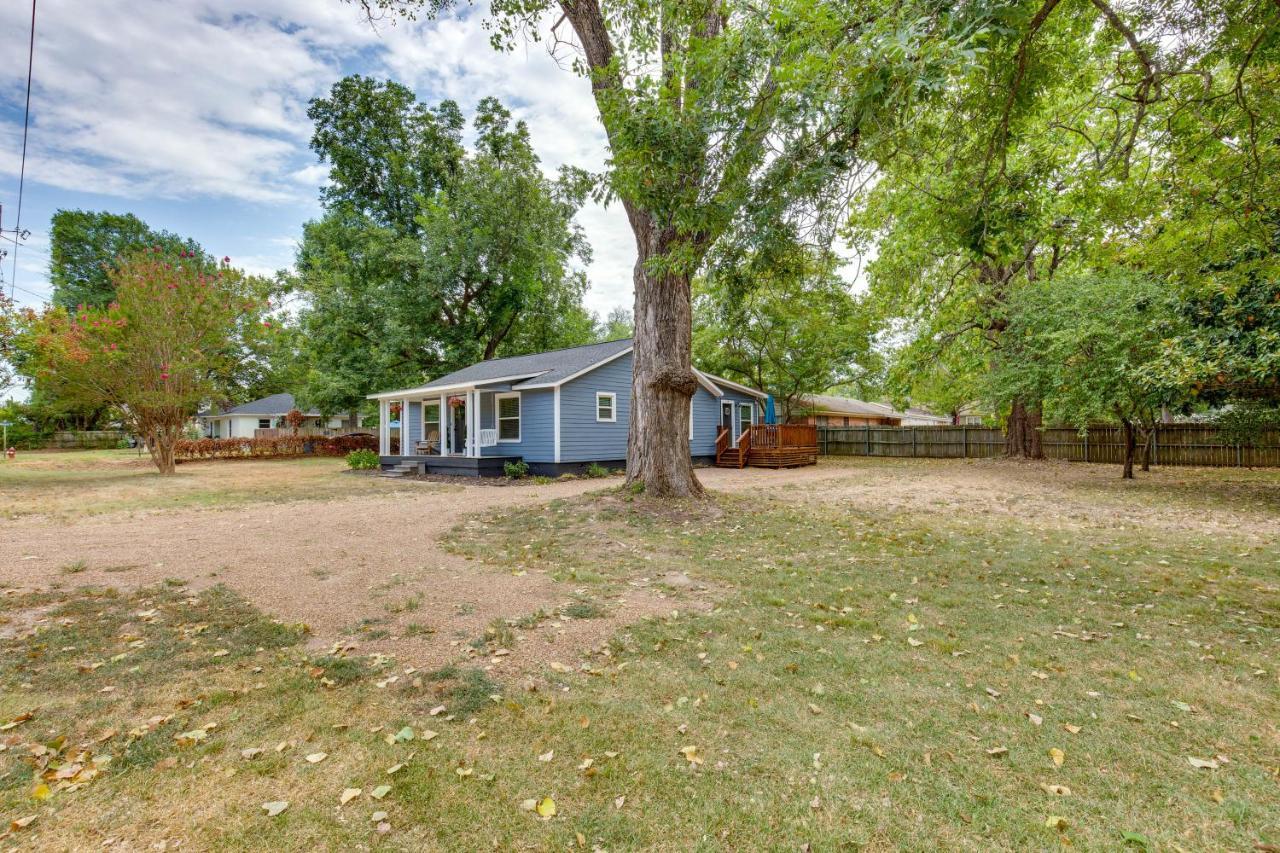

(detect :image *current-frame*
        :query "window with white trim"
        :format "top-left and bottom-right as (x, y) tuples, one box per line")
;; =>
(423, 402), (441, 452)
(596, 392), (617, 423)
(738, 402), (752, 435)
(258, 418), (271, 430)
(496, 393), (521, 441)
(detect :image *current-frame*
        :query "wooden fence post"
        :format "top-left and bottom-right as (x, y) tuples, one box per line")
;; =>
(865, 426), (871, 457)
(911, 428), (917, 458)
(962, 426), (968, 459)
(1083, 431), (1089, 464)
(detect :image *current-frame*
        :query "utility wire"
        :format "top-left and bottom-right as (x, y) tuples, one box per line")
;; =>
(9, 0), (37, 299)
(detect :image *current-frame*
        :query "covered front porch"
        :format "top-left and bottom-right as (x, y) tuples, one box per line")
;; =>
(374, 383), (525, 476)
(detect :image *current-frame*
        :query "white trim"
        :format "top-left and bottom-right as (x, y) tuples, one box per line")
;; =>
(691, 368), (725, 398)
(366, 373), (546, 401)
(553, 387), (561, 463)
(739, 401), (754, 433)
(495, 391), (522, 443)
(514, 346), (634, 390)
(595, 391), (617, 423)
(689, 398), (694, 440)
(721, 400), (736, 440)
(699, 370), (768, 399)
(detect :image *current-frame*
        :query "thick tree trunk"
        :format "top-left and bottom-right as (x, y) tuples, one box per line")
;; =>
(625, 243), (703, 498)
(1005, 399), (1045, 459)
(1121, 418), (1136, 479)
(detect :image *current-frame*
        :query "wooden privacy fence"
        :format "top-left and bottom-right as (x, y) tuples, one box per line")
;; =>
(817, 424), (1280, 468)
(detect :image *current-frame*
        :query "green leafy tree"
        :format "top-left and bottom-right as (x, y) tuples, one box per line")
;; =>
(355, 0), (991, 496)
(694, 240), (876, 419)
(991, 272), (1187, 478)
(596, 307), (634, 342)
(14, 249), (270, 473)
(49, 210), (205, 310)
(295, 79), (594, 417)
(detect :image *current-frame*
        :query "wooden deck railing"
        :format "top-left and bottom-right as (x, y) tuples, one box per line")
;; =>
(735, 428), (751, 468)
(715, 427), (731, 461)
(748, 423), (818, 449)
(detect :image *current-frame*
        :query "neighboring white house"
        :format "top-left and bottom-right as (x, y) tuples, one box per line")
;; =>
(899, 407), (952, 426)
(197, 393), (360, 439)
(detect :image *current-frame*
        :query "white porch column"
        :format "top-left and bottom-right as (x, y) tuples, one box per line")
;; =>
(468, 390), (478, 458)
(379, 399), (388, 455)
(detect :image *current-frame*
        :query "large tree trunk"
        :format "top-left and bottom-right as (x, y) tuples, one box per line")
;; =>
(1005, 399), (1045, 459)
(1121, 418), (1136, 479)
(625, 242), (703, 498)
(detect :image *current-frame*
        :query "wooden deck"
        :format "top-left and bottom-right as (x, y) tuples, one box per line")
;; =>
(715, 424), (818, 469)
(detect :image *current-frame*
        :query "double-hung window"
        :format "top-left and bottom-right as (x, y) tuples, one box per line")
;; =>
(423, 402), (441, 452)
(258, 418), (271, 430)
(596, 392), (617, 423)
(496, 393), (521, 442)
(738, 403), (752, 436)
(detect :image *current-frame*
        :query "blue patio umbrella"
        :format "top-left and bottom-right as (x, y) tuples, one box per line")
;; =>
(764, 395), (777, 424)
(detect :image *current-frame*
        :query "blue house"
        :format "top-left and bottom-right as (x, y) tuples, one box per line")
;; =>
(368, 338), (777, 477)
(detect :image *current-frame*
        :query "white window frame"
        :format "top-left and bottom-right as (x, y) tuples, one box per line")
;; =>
(422, 401), (442, 448)
(596, 391), (617, 423)
(739, 402), (753, 434)
(495, 392), (522, 443)
(258, 418), (271, 430)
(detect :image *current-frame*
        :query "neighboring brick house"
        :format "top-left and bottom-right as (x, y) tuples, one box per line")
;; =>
(789, 394), (904, 427)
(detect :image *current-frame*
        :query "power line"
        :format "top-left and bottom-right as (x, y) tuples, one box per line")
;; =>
(8, 0), (37, 299)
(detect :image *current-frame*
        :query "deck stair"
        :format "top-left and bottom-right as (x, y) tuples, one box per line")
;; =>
(715, 424), (818, 469)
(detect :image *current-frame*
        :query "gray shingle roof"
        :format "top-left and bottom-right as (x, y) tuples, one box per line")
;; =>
(377, 338), (634, 396)
(201, 393), (321, 417)
(801, 394), (902, 418)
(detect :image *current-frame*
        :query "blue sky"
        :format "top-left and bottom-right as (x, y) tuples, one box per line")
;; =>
(0, 0), (635, 318)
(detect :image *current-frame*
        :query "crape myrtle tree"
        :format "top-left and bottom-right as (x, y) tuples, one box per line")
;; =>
(15, 249), (270, 474)
(295, 79), (595, 420)
(351, 0), (991, 497)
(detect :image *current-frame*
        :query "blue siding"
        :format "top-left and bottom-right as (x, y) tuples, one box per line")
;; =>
(479, 388), (555, 461)
(691, 385), (759, 455)
(558, 352), (633, 463)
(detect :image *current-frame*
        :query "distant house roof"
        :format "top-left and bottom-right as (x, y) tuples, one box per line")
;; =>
(199, 393), (321, 418)
(901, 407), (951, 424)
(801, 394), (902, 419)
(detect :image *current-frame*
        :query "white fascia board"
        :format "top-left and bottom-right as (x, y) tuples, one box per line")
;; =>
(691, 369), (725, 397)
(698, 371), (768, 399)
(366, 372), (547, 400)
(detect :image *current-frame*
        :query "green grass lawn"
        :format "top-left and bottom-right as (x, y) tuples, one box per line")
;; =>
(1, 478), (1276, 849)
(0, 450), (439, 519)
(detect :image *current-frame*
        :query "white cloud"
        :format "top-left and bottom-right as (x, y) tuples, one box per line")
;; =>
(0, 0), (637, 315)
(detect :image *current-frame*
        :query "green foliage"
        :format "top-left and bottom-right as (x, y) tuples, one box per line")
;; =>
(584, 462), (610, 479)
(346, 448), (380, 470)
(503, 459), (529, 479)
(596, 307), (633, 342)
(50, 209), (206, 310)
(295, 79), (595, 414)
(1214, 402), (1280, 448)
(695, 238), (878, 417)
(13, 249), (269, 472)
(991, 272), (1186, 432)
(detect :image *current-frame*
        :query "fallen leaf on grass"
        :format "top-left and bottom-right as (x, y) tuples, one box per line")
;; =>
(1121, 830), (1151, 848)
(371, 785), (392, 800)
(679, 746), (703, 766)
(340, 788), (361, 805)
(1049, 748), (1065, 767)
(240, 747), (264, 760)
(371, 811), (388, 822)
(614, 795), (626, 810)
(907, 637), (924, 647)
(1187, 757), (1219, 770)
(305, 752), (328, 764)
(535, 797), (556, 818)
(0, 712), (33, 731)
(538, 750), (554, 762)
(1040, 783), (1072, 796)
(1026, 713), (1043, 726)
(262, 801), (289, 817)
(9, 815), (36, 831)
(386, 763), (404, 775)
(1064, 724), (1082, 734)
(986, 747), (1008, 758)
(1045, 815), (1068, 831)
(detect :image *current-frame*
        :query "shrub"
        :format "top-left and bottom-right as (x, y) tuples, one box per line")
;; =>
(585, 462), (609, 478)
(173, 433), (376, 462)
(504, 460), (530, 479)
(346, 448), (380, 469)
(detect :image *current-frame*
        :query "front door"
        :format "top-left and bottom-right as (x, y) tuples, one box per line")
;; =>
(450, 397), (467, 455)
(721, 401), (735, 439)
